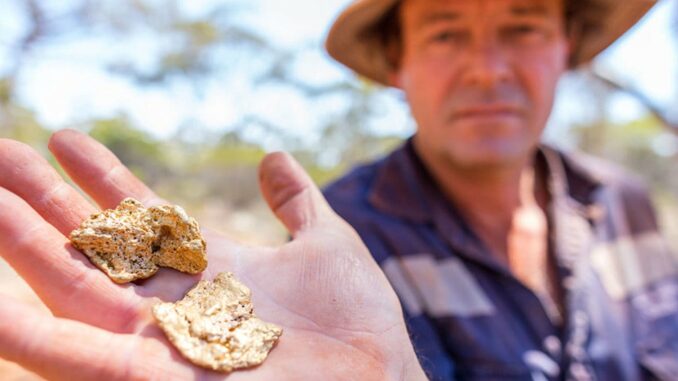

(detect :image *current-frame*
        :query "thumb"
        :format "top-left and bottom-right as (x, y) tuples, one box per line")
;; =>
(258, 152), (336, 237)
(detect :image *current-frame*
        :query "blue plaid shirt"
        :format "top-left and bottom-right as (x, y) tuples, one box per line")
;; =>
(324, 139), (678, 381)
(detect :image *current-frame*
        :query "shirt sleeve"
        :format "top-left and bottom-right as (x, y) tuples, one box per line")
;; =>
(402, 308), (458, 381)
(604, 180), (678, 380)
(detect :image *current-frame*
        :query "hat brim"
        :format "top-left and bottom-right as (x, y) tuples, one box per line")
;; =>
(325, 0), (657, 86)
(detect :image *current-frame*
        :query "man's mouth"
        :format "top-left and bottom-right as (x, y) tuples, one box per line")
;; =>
(451, 104), (524, 120)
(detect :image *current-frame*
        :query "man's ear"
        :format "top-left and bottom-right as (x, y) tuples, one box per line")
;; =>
(565, 21), (581, 66)
(387, 68), (405, 89)
(383, 37), (403, 88)
(387, 70), (401, 88)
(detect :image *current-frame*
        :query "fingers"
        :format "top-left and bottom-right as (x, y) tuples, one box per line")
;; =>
(0, 187), (145, 333)
(0, 295), (196, 381)
(258, 152), (337, 237)
(46, 130), (236, 303)
(48, 129), (166, 209)
(0, 139), (98, 235)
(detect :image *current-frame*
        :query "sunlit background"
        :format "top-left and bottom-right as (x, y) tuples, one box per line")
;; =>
(0, 0), (677, 378)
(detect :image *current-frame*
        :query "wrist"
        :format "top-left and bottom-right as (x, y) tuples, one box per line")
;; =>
(380, 325), (428, 381)
(397, 352), (428, 381)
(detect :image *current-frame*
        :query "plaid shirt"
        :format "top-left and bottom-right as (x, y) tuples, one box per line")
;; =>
(324, 139), (678, 381)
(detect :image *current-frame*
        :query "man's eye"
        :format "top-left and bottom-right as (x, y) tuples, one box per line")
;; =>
(430, 30), (465, 43)
(503, 24), (549, 42)
(507, 25), (539, 35)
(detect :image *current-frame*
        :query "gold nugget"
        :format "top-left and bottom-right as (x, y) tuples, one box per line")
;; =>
(70, 198), (207, 283)
(152, 272), (282, 372)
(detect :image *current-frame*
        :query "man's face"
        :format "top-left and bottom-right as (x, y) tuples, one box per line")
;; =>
(393, 0), (569, 170)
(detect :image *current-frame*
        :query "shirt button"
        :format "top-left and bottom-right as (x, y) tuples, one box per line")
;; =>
(562, 276), (577, 290)
(569, 363), (592, 380)
(544, 335), (561, 356)
(574, 311), (589, 326)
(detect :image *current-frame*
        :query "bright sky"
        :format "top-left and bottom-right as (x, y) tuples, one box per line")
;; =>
(595, 0), (677, 117)
(0, 0), (676, 147)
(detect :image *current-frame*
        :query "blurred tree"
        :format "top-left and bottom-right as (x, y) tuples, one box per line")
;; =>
(89, 116), (170, 184)
(0, 0), (675, 242)
(572, 114), (678, 190)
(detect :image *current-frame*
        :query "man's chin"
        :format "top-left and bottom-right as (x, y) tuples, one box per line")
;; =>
(442, 141), (533, 170)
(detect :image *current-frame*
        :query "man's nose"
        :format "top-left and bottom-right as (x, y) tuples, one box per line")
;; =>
(461, 41), (513, 88)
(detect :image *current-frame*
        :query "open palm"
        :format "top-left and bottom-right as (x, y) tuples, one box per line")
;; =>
(0, 130), (424, 381)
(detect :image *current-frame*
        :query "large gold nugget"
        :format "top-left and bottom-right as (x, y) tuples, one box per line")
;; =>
(152, 272), (282, 372)
(70, 198), (207, 283)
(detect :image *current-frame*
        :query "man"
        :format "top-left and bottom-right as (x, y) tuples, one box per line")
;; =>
(323, 0), (678, 380)
(0, 1), (675, 381)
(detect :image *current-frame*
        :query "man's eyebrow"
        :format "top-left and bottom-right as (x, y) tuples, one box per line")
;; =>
(509, 4), (550, 16)
(415, 12), (462, 29)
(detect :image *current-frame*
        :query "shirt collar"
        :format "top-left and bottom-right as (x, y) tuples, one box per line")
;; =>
(368, 138), (496, 267)
(367, 138), (604, 269)
(368, 138), (437, 223)
(539, 144), (602, 209)
(368, 139), (603, 222)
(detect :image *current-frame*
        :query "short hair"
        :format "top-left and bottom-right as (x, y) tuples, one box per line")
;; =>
(368, 2), (403, 71)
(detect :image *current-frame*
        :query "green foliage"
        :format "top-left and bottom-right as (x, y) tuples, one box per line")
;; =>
(573, 114), (678, 193)
(90, 117), (163, 160)
(0, 104), (52, 150)
(201, 134), (267, 168)
(2, 0), (676, 241)
(89, 117), (168, 183)
(0, 78), (13, 105)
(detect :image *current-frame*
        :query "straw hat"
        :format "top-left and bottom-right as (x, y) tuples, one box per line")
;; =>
(325, 0), (657, 85)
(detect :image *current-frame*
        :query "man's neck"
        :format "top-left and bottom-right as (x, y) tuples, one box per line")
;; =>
(414, 143), (547, 262)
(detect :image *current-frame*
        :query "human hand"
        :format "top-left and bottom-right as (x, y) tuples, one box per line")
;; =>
(0, 130), (426, 381)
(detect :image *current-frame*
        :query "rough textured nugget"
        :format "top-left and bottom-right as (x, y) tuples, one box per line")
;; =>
(70, 198), (207, 283)
(152, 272), (283, 372)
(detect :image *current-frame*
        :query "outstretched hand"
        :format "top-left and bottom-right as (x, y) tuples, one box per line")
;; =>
(0, 130), (425, 381)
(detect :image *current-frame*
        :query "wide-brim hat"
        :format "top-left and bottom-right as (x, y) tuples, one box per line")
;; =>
(325, 0), (657, 86)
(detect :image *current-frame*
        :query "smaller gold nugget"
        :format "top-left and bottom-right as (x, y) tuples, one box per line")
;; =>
(153, 272), (282, 372)
(70, 198), (207, 283)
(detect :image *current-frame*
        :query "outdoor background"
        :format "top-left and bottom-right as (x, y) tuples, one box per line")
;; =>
(1, 0), (677, 379)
